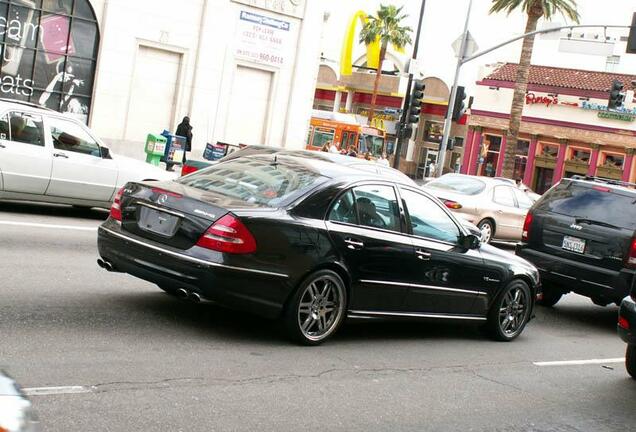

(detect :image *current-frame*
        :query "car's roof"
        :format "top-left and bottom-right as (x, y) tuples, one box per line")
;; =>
(432, 173), (517, 186)
(562, 176), (636, 195)
(235, 153), (416, 188)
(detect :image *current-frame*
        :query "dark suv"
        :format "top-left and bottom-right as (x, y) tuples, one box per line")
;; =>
(516, 176), (636, 307)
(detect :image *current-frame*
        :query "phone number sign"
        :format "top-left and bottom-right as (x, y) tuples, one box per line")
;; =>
(235, 11), (291, 67)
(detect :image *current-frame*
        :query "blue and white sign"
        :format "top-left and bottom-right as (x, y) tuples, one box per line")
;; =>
(235, 10), (293, 67)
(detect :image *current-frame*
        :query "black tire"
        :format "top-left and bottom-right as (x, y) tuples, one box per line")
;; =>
(284, 270), (347, 346)
(485, 280), (532, 342)
(477, 219), (495, 243)
(626, 345), (636, 380)
(537, 285), (563, 307)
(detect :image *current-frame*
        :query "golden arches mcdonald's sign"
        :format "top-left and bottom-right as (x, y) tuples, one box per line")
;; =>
(340, 10), (407, 76)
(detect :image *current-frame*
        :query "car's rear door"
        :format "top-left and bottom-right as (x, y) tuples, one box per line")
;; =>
(399, 187), (485, 315)
(44, 115), (118, 202)
(0, 111), (52, 195)
(326, 183), (413, 312)
(492, 185), (524, 240)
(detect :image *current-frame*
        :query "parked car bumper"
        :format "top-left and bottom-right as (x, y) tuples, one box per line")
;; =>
(619, 296), (636, 345)
(97, 220), (292, 319)
(516, 244), (635, 302)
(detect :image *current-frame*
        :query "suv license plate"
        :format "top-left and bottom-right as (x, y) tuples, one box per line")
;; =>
(562, 236), (586, 254)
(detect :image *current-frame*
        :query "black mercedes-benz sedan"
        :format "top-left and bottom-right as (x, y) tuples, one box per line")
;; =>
(97, 153), (540, 345)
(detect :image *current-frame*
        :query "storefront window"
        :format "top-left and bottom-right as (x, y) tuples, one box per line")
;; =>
(0, 0), (99, 123)
(310, 127), (334, 149)
(601, 152), (625, 169)
(478, 134), (502, 177)
(569, 148), (591, 163)
(539, 143), (559, 158)
(423, 121), (443, 143)
(513, 139), (530, 181)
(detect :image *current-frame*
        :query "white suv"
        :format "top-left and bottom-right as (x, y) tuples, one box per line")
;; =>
(0, 100), (174, 209)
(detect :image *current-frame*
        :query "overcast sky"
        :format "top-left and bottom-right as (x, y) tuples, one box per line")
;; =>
(321, 0), (636, 93)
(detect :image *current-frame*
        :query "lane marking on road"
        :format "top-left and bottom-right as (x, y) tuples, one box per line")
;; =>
(533, 358), (625, 367)
(22, 386), (92, 396)
(0, 220), (98, 231)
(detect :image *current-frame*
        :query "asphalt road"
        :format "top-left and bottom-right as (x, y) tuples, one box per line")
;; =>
(1, 202), (635, 432)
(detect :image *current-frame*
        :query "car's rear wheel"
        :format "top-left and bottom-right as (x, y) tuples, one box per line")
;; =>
(284, 270), (347, 346)
(477, 219), (495, 243)
(485, 280), (532, 341)
(626, 345), (636, 379)
(537, 284), (563, 307)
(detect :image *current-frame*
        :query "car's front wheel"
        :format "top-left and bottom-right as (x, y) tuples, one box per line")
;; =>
(485, 280), (532, 341)
(626, 345), (636, 379)
(284, 270), (347, 346)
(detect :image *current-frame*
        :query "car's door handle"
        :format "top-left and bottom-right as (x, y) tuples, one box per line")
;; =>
(416, 249), (432, 260)
(344, 238), (364, 250)
(496, 210), (504, 214)
(0, 143), (5, 148)
(53, 152), (69, 159)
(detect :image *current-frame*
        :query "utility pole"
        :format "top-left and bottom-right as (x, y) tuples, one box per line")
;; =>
(436, 0), (473, 178)
(393, 0), (426, 170)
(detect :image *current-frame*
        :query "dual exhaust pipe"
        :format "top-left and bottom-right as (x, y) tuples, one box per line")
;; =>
(97, 258), (201, 303)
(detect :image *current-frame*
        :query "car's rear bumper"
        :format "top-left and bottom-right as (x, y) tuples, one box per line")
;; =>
(516, 244), (635, 302)
(97, 221), (291, 319)
(619, 296), (636, 345)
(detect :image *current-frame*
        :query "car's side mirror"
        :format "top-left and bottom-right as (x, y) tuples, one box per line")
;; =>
(460, 233), (481, 250)
(101, 147), (112, 159)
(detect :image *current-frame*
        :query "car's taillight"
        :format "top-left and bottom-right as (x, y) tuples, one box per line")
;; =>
(110, 187), (125, 221)
(522, 212), (533, 242)
(443, 199), (462, 210)
(625, 237), (636, 269)
(619, 315), (630, 330)
(196, 214), (257, 254)
(181, 164), (198, 176)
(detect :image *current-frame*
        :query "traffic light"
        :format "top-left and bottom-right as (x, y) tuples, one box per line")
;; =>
(408, 81), (425, 125)
(627, 13), (636, 54)
(608, 80), (625, 110)
(451, 86), (467, 121)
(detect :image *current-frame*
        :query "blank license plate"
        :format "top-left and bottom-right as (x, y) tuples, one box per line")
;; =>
(138, 207), (179, 237)
(562, 236), (586, 254)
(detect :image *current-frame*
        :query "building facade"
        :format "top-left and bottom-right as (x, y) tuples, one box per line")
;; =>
(464, 63), (636, 193)
(0, 0), (325, 159)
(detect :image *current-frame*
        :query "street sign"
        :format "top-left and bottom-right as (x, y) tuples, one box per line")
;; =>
(452, 31), (478, 58)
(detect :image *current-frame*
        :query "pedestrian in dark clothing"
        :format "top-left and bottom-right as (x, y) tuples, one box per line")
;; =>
(176, 116), (193, 164)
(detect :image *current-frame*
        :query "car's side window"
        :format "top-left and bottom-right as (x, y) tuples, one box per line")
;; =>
(49, 116), (101, 157)
(401, 188), (461, 244)
(8, 112), (45, 146)
(328, 190), (358, 225)
(493, 186), (516, 207)
(0, 114), (9, 140)
(513, 188), (534, 210)
(351, 185), (400, 232)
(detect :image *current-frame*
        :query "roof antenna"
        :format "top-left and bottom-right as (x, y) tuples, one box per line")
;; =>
(271, 154), (279, 167)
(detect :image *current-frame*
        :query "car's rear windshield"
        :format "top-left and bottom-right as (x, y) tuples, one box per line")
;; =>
(177, 157), (328, 207)
(426, 176), (486, 195)
(536, 181), (636, 229)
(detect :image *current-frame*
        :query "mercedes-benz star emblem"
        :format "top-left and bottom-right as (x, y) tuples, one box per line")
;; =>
(157, 194), (168, 205)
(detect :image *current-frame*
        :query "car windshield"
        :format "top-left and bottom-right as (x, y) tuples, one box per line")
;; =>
(426, 176), (486, 195)
(177, 157), (328, 207)
(536, 182), (636, 230)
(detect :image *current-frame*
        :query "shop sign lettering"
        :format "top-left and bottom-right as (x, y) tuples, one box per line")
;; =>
(235, 11), (292, 67)
(525, 93), (558, 107)
(582, 101), (636, 116)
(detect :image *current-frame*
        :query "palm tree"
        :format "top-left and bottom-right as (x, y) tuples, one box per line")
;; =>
(490, 0), (579, 178)
(359, 4), (412, 125)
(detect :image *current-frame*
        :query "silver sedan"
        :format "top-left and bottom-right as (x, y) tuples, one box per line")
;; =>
(423, 174), (538, 243)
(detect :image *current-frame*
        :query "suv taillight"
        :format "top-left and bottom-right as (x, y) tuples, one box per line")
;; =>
(196, 214), (257, 254)
(181, 164), (198, 177)
(522, 212), (533, 242)
(625, 237), (636, 269)
(110, 187), (125, 221)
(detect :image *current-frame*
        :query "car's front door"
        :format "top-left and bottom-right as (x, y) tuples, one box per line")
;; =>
(0, 111), (52, 195)
(492, 185), (524, 240)
(326, 184), (413, 312)
(45, 116), (118, 202)
(399, 187), (487, 316)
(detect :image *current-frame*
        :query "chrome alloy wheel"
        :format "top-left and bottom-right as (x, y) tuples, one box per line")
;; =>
(498, 286), (529, 337)
(479, 221), (493, 243)
(297, 275), (345, 342)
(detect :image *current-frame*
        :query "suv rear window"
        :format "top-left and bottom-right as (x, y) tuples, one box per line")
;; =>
(426, 175), (486, 195)
(536, 181), (636, 229)
(178, 157), (327, 207)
